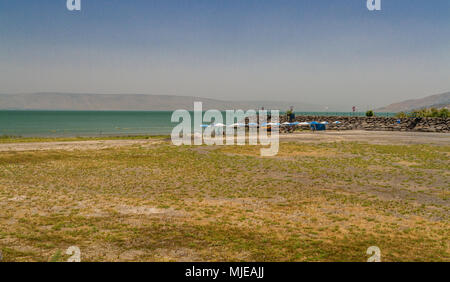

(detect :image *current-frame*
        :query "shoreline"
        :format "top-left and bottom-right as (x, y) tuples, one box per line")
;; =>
(1, 131), (449, 152)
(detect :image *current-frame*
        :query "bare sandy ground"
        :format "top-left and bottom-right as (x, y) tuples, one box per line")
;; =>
(279, 130), (450, 145)
(0, 131), (448, 152)
(0, 139), (162, 152)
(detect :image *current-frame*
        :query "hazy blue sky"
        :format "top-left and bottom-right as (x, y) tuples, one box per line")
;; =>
(0, 0), (449, 109)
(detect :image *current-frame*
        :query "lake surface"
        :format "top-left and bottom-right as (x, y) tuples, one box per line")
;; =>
(0, 111), (395, 137)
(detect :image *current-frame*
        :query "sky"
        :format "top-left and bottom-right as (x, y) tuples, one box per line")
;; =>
(0, 0), (449, 110)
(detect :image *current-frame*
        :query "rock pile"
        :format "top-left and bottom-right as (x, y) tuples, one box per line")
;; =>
(279, 116), (450, 132)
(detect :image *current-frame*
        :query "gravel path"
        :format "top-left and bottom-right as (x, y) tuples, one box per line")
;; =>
(279, 130), (450, 145)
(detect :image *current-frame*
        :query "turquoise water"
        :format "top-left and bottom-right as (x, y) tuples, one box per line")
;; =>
(0, 111), (395, 137)
(0, 111), (175, 137)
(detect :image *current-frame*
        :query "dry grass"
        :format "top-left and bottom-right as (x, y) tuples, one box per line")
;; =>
(0, 135), (166, 144)
(0, 140), (448, 261)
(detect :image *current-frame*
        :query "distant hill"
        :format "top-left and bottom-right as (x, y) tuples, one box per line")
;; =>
(0, 93), (323, 111)
(377, 92), (450, 112)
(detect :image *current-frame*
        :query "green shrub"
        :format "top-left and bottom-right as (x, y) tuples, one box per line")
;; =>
(395, 112), (407, 118)
(365, 110), (374, 117)
(438, 108), (449, 118)
(409, 107), (449, 118)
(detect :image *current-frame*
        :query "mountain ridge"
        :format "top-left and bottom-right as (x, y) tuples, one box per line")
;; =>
(0, 92), (326, 111)
(377, 92), (450, 112)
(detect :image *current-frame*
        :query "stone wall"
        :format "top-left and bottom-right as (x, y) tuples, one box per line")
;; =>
(279, 116), (450, 132)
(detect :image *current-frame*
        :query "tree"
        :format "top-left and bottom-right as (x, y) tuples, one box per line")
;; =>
(366, 110), (374, 117)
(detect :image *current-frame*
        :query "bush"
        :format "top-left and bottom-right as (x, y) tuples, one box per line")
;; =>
(365, 110), (374, 117)
(395, 112), (407, 118)
(409, 107), (449, 118)
(438, 108), (449, 118)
